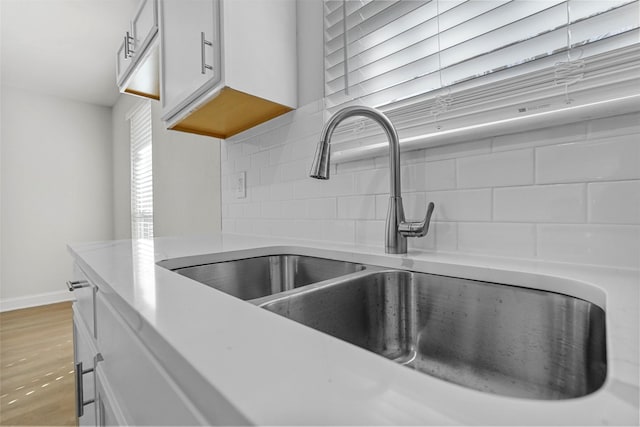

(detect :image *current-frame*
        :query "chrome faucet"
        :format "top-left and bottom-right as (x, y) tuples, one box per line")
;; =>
(310, 105), (434, 254)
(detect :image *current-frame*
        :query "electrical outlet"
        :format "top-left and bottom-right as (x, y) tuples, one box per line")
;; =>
(234, 171), (246, 199)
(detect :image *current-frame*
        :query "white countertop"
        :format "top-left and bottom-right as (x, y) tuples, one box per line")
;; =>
(68, 233), (640, 425)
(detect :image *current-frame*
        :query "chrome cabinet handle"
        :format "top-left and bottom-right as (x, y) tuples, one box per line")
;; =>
(66, 280), (90, 292)
(399, 202), (435, 238)
(201, 31), (213, 74)
(75, 362), (95, 418)
(124, 31), (135, 59)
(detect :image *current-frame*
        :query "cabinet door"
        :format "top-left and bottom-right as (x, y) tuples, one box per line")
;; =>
(73, 313), (97, 426)
(95, 365), (127, 427)
(160, 0), (221, 119)
(116, 37), (134, 85)
(132, 0), (158, 58)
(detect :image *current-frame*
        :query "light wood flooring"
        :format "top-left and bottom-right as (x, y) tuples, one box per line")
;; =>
(0, 302), (75, 426)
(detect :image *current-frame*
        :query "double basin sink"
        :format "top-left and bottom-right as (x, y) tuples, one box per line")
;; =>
(157, 252), (606, 400)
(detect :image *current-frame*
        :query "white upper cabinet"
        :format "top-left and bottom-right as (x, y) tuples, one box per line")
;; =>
(116, 0), (160, 100)
(160, 0), (220, 118)
(160, 0), (297, 139)
(131, 0), (157, 55)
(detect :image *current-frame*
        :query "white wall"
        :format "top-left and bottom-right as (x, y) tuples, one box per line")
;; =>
(151, 101), (221, 237)
(0, 85), (114, 307)
(112, 95), (221, 239)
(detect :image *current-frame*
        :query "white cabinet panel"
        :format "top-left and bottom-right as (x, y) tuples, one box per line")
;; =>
(95, 365), (127, 427)
(96, 293), (204, 426)
(160, 0), (220, 117)
(116, 39), (133, 85)
(132, 0), (158, 55)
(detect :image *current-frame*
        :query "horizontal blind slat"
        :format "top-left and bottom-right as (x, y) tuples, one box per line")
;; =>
(324, 0), (639, 111)
(130, 101), (153, 239)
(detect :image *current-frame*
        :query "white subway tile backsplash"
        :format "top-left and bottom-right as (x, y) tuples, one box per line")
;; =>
(269, 145), (294, 166)
(402, 192), (428, 220)
(280, 199), (307, 219)
(270, 182), (293, 201)
(587, 112), (640, 140)
(336, 158), (376, 174)
(293, 173), (355, 199)
(260, 165), (282, 185)
(291, 220), (321, 241)
(321, 220), (355, 243)
(458, 223), (536, 258)
(425, 189), (492, 222)
(250, 151), (270, 169)
(409, 222), (458, 252)
(261, 201), (282, 218)
(538, 224), (640, 269)
(281, 110), (325, 143)
(536, 135), (640, 184)
(250, 184), (271, 202)
(457, 149), (534, 189)
(354, 168), (390, 195)
(291, 134), (319, 161)
(307, 198), (337, 219)
(375, 194), (387, 220)
(221, 104), (639, 269)
(234, 156), (251, 173)
(373, 151), (426, 169)
(588, 181), (640, 225)
(401, 160), (456, 192)
(355, 220), (385, 246)
(245, 169), (260, 187)
(242, 140), (261, 156)
(494, 184), (586, 223)
(374, 193), (429, 221)
(425, 160), (456, 191)
(492, 122), (587, 152)
(280, 160), (309, 182)
(423, 139), (492, 161)
(225, 143), (243, 160)
(228, 203), (245, 218)
(338, 196), (376, 219)
(243, 202), (261, 218)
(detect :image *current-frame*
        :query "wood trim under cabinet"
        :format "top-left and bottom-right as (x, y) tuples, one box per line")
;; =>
(170, 87), (293, 139)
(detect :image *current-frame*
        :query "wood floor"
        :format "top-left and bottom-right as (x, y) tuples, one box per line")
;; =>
(0, 302), (76, 426)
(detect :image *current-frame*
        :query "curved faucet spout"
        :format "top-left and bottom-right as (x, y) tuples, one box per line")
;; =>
(309, 105), (434, 254)
(310, 106), (401, 197)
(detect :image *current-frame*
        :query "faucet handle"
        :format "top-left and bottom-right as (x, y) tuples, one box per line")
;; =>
(399, 202), (435, 238)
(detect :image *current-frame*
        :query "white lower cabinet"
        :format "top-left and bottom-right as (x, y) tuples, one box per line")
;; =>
(71, 264), (206, 426)
(95, 365), (127, 427)
(95, 292), (205, 426)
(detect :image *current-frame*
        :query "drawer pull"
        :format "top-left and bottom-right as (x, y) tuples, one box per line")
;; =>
(75, 362), (95, 418)
(201, 31), (213, 74)
(66, 280), (90, 292)
(124, 31), (135, 59)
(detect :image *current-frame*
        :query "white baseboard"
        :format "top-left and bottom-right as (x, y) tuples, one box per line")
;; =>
(0, 290), (76, 312)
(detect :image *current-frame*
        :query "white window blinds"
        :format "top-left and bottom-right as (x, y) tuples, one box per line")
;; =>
(324, 0), (640, 145)
(130, 101), (154, 239)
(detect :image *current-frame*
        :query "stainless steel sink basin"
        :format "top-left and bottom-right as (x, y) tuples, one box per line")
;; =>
(162, 255), (367, 300)
(260, 270), (607, 400)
